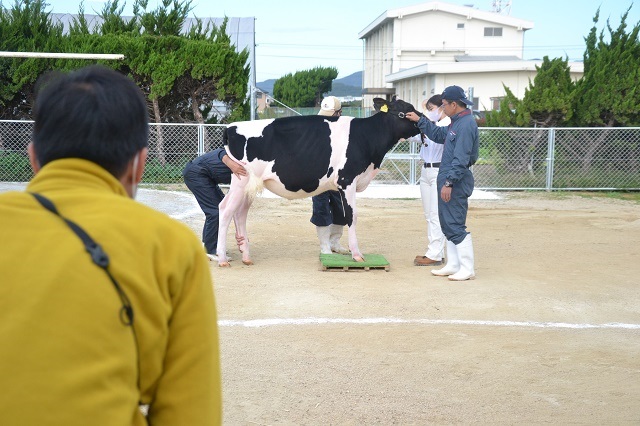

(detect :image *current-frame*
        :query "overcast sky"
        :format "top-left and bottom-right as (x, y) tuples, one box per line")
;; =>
(48, 0), (640, 81)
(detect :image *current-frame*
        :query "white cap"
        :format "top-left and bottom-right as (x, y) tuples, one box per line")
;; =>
(318, 96), (342, 116)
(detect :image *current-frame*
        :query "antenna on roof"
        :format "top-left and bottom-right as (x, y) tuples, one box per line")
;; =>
(491, 0), (512, 14)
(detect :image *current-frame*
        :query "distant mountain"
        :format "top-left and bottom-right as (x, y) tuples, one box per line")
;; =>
(334, 71), (362, 88)
(256, 79), (276, 94)
(256, 71), (362, 97)
(327, 82), (361, 97)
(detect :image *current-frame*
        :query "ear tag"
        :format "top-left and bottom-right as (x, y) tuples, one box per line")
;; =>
(380, 105), (388, 113)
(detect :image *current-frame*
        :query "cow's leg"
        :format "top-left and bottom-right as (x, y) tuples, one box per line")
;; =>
(343, 184), (365, 262)
(233, 194), (254, 265)
(217, 179), (247, 267)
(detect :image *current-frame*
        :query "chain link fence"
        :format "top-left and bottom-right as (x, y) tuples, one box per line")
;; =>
(2, 120), (639, 190)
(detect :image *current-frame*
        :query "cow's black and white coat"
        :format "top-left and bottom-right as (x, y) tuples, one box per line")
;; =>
(216, 98), (421, 266)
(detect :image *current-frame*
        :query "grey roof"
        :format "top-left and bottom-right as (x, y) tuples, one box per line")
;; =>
(454, 55), (523, 62)
(359, 1), (534, 39)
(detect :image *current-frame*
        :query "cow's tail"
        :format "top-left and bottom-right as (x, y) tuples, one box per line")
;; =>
(244, 170), (264, 203)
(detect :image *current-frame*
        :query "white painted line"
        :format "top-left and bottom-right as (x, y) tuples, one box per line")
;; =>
(218, 317), (640, 330)
(142, 189), (192, 198)
(170, 208), (202, 220)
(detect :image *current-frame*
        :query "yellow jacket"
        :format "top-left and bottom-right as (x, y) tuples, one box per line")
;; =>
(0, 159), (221, 425)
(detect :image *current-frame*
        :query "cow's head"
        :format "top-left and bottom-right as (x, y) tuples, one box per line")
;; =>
(373, 97), (421, 140)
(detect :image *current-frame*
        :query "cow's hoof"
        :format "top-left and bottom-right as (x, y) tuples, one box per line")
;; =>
(242, 259), (254, 265)
(218, 261), (231, 267)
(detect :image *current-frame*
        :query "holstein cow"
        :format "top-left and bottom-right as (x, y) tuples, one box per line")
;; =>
(216, 97), (422, 267)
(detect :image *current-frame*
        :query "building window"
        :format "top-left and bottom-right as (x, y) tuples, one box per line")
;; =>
(484, 27), (503, 37)
(457, 23), (465, 29)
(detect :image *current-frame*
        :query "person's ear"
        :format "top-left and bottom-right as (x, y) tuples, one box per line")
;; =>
(134, 147), (148, 184)
(27, 142), (41, 173)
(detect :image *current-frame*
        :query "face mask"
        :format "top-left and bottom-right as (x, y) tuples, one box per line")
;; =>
(426, 109), (441, 122)
(131, 152), (140, 199)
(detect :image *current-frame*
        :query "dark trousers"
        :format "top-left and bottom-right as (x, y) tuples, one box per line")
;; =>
(438, 168), (474, 245)
(310, 190), (348, 227)
(183, 163), (225, 254)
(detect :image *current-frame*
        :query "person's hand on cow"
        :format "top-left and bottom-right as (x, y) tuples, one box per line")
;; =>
(405, 111), (421, 122)
(229, 161), (248, 179)
(222, 154), (248, 179)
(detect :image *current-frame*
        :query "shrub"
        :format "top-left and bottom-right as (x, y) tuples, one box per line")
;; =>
(142, 157), (187, 184)
(0, 152), (33, 182)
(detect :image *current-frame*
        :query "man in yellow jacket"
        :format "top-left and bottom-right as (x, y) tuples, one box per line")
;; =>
(0, 65), (221, 425)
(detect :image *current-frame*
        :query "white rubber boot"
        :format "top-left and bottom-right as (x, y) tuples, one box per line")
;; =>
(431, 239), (459, 276)
(317, 226), (332, 254)
(448, 234), (475, 281)
(329, 224), (350, 254)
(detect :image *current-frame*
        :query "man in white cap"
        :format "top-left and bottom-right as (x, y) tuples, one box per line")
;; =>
(319, 95), (341, 116)
(311, 96), (350, 255)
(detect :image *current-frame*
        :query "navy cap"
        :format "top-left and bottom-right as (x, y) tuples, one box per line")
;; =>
(441, 85), (473, 107)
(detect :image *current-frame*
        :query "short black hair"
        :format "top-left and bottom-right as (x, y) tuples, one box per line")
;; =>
(427, 94), (443, 108)
(33, 65), (149, 178)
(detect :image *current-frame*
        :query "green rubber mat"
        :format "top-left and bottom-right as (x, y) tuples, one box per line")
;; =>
(319, 253), (390, 271)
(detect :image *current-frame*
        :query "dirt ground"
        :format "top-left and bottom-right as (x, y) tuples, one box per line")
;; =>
(3, 183), (638, 424)
(179, 191), (640, 425)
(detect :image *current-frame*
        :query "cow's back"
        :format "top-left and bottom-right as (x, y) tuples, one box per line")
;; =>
(226, 115), (343, 194)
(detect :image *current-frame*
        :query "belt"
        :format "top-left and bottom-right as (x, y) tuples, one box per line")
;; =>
(423, 162), (440, 168)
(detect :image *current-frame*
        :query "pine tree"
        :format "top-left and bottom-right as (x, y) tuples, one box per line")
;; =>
(273, 67), (338, 108)
(522, 56), (575, 128)
(573, 6), (640, 127)
(570, 6), (640, 172)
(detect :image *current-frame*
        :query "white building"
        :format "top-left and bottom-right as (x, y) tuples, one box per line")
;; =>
(358, 1), (584, 111)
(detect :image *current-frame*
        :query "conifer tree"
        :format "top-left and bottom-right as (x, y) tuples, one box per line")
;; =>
(570, 6), (640, 171)
(273, 66), (338, 108)
(522, 56), (575, 128)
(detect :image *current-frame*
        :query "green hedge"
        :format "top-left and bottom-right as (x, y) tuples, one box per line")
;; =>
(141, 158), (187, 184)
(0, 152), (33, 181)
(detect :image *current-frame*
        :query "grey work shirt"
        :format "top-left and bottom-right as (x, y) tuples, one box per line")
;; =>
(188, 147), (232, 185)
(415, 109), (479, 184)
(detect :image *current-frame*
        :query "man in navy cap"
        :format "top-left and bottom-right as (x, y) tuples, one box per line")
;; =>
(406, 85), (479, 281)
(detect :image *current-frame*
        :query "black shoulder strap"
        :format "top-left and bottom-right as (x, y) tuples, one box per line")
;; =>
(31, 193), (110, 269)
(29, 192), (134, 326)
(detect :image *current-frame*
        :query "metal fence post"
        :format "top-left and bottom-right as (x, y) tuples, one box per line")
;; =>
(197, 124), (205, 157)
(546, 128), (555, 191)
(409, 138), (417, 185)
